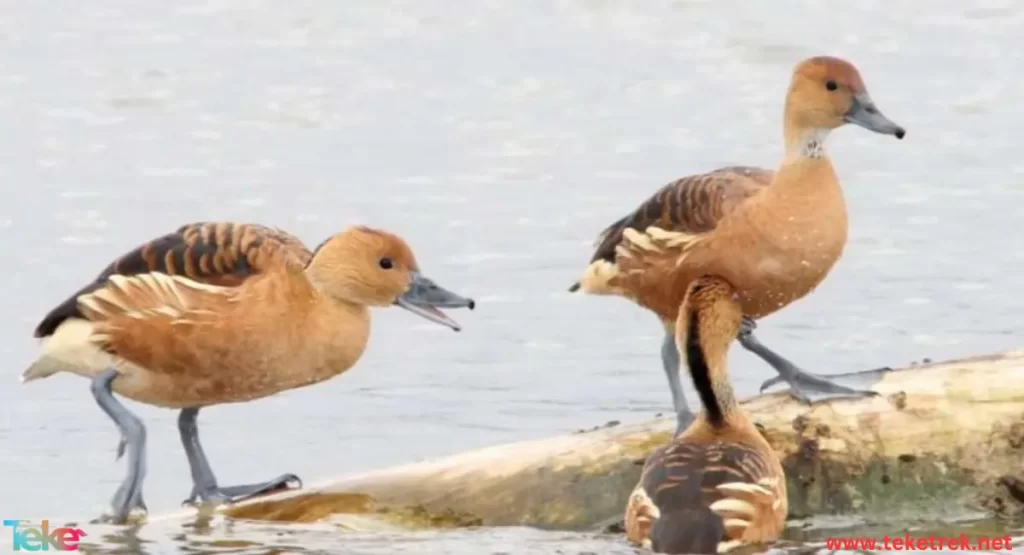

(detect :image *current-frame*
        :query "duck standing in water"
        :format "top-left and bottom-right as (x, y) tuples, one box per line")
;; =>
(625, 276), (786, 554)
(23, 222), (475, 523)
(569, 56), (905, 435)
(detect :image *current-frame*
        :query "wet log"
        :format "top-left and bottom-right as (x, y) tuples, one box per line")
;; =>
(191, 350), (1024, 530)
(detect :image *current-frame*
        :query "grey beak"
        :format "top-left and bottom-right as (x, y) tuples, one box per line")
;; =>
(393, 271), (475, 332)
(844, 92), (906, 139)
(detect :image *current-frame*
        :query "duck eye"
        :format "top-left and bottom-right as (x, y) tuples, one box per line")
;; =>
(825, 80), (838, 91)
(379, 257), (394, 270)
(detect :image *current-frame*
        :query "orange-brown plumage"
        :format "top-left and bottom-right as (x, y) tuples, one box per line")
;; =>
(608, 154), (849, 324)
(572, 56), (903, 429)
(23, 222), (474, 523)
(571, 56), (902, 325)
(25, 224), (470, 407)
(624, 277), (786, 554)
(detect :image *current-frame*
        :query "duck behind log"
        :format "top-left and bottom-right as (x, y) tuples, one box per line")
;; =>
(624, 276), (787, 554)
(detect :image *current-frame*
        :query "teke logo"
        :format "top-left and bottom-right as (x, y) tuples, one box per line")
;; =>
(3, 520), (87, 551)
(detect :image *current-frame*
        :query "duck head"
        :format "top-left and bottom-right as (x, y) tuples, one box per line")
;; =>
(306, 226), (475, 331)
(784, 56), (905, 151)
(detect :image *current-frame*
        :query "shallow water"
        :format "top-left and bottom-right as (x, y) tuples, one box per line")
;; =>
(1, 0), (1023, 552)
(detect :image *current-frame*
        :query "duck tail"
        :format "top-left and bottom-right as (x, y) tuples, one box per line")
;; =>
(22, 319), (106, 383)
(649, 508), (725, 554)
(22, 358), (65, 383)
(571, 260), (620, 295)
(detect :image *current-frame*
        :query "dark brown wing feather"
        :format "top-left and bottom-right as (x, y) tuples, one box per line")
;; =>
(35, 222), (311, 338)
(569, 166), (772, 292)
(638, 441), (773, 554)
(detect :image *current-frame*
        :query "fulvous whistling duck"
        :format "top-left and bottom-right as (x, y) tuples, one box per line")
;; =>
(569, 56), (905, 435)
(22, 222), (475, 523)
(624, 276), (786, 555)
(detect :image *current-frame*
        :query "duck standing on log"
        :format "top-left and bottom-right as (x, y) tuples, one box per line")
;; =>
(625, 276), (787, 554)
(22, 222), (475, 524)
(569, 56), (906, 435)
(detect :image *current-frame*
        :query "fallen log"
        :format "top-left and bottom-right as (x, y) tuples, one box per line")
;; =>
(206, 350), (1024, 530)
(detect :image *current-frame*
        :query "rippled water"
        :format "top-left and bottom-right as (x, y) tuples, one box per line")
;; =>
(1, 0), (1022, 553)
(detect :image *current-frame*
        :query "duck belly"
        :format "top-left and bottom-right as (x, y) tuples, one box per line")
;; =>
(115, 362), (347, 409)
(726, 244), (841, 319)
(23, 318), (349, 408)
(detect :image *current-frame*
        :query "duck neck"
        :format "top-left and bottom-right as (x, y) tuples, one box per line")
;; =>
(758, 115), (843, 216)
(783, 123), (831, 163)
(683, 310), (738, 428)
(296, 281), (373, 378)
(310, 290), (371, 338)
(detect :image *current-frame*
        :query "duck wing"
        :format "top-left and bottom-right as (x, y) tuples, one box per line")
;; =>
(570, 166), (772, 295)
(34, 222), (311, 338)
(75, 271), (246, 376)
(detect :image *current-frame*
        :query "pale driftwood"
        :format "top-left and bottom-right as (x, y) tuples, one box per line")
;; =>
(176, 350), (1024, 530)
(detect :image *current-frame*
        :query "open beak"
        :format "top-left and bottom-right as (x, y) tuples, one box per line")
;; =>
(393, 271), (475, 332)
(844, 92), (906, 139)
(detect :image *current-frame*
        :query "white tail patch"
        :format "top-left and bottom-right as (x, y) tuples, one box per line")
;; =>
(22, 319), (117, 383)
(575, 260), (621, 295)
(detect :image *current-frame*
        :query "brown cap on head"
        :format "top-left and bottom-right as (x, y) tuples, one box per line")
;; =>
(340, 226), (420, 271)
(795, 56), (867, 94)
(786, 56), (905, 140)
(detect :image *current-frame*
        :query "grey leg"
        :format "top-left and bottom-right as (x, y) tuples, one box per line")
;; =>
(737, 318), (888, 403)
(662, 332), (695, 437)
(91, 368), (147, 524)
(178, 407), (301, 506)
